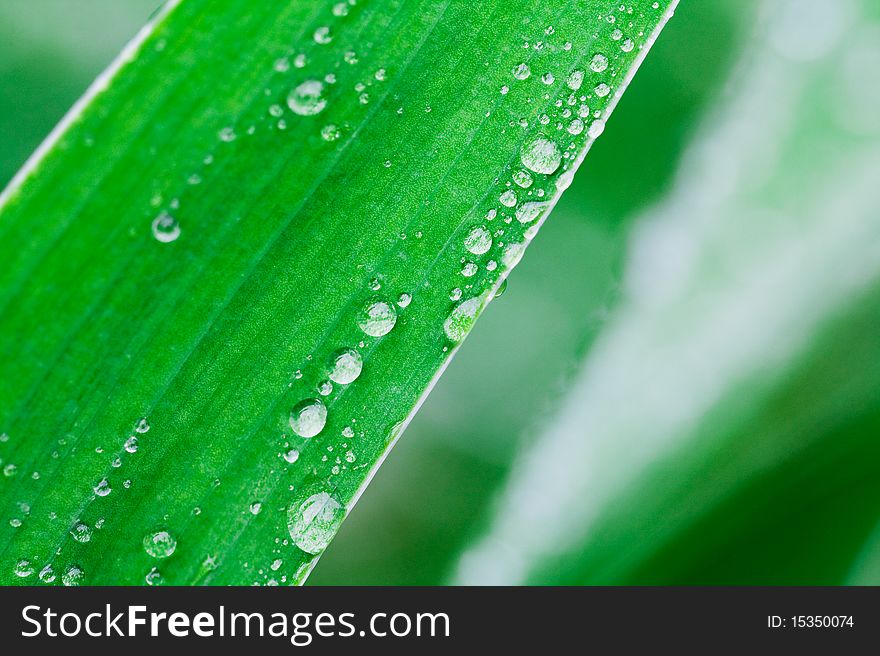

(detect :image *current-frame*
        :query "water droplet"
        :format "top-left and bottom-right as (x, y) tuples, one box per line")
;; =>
(332, 2), (349, 16)
(321, 124), (341, 141)
(144, 530), (177, 559)
(145, 567), (162, 586)
(499, 190), (517, 207)
(249, 502), (262, 515)
(515, 201), (549, 224)
(566, 70), (584, 91)
(94, 479), (111, 497)
(62, 564), (84, 586)
(342, 426), (354, 438)
(590, 54), (609, 72)
(541, 72), (555, 85)
(594, 83), (611, 97)
(14, 559), (33, 578)
(374, 68), (387, 81)
(621, 38), (634, 53)
(3, 463), (17, 477)
(567, 118), (584, 135)
(313, 26), (332, 44)
(502, 241), (525, 268)
(588, 119), (606, 138)
(357, 300), (397, 337)
(70, 522), (92, 543)
(151, 213), (180, 243)
(443, 295), (485, 342)
(512, 63), (531, 80)
(283, 449), (300, 464)
(328, 348), (363, 384)
(39, 564), (56, 583)
(124, 436), (139, 453)
(520, 136), (561, 174)
(287, 492), (344, 554)
(461, 262), (478, 277)
(611, 28), (623, 41)
(450, 287), (462, 301)
(287, 80), (327, 116)
(494, 278), (509, 298)
(397, 292), (412, 308)
(218, 127), (236, 142)
(135, 418), (150, 433)
(293, 53), (307, 68)
(464, 226), (492, 255)
(289, 398), (328, 438)
(512, 169), (533, 188)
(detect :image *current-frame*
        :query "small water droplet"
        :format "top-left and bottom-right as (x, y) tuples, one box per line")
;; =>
(218, 127), (236, 142)
(151, 213), (180, 243)
(70, 522), (92, 543)
(13, 559), (34, 578)
(397, 292), (412, 308)
(39, 564), (56, 583)
(588, 119), (606, 138)
(124, 436), (139, 453)
(313, 26), (332, 44)
(512, 169), (533, 188)
(567, 118), (584, 135)
(94, 479), (111, 497)
(342, 426), (355, 438)
(461, 261), (478, 277)
(328, 348), (363, 384)
(135, 418), (150, 434)
(145, 567), (162, 586)
(590, 54), (609, 72)
(321, 124), (341, 141)
(499, 190), (517, 207)
(287, 492), (344, 554)
(284, 449), (300, 464)
(249, 502), (262, 515)
(566, 70), (584, 91)
(289, 398), (328, 438)
(512, 63), (531, 80)
(143, 530), (177, 559)
(594, 83), (611, 97)
(62, 564), (84, 586)
(357, 300), (397, 337)
(287, 80), (328, 116)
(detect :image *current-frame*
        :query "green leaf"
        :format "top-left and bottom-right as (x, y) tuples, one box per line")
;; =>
(0, 0), (676, 584)
(455, 0), (880, 585)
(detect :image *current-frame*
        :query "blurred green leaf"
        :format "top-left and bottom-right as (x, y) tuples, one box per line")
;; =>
(0, 0), (675, 585)
(456, 0), (880, 585)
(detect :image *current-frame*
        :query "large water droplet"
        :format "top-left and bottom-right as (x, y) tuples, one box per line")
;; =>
(70, 522), (92, 543)
(515, 201), (549, 224)
(288, 492), (344, 554)
(357, 300), (397, 337)
(520, 136), (561, 174)
(289, 398), (328, 438)
(287, 80), (327, 116)
(13, 559), (33, 578)
(443, 295), (485, 342)
(464, 226), (492, 255)
(143, 530), (177, 559)
(328, 348), (363, 384)
(62, 564), (84, 586)
(589, 54), (609, 72)
(151, 213), (180, 243)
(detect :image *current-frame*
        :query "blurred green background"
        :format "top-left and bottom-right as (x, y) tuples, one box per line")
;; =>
(5, 0), (879, 585)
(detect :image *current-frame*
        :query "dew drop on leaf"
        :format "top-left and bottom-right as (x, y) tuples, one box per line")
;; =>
(520, 136), (561, 174)
(589, 53), (609, 72)
(287, 80), (327, 116)
(289, 398), (328, 438)
(151, 213), (180, 243)
(328, 348), (363, 384)
(357, 300), (397, 337)
(13, 559), (33, 578)
(62, 564), (84, 586)
(443, 296), (484, 342)
(515, 201), (549, 224)
(512, 62), (531, 80)
(143, 530), (177, 559)
(464, 226), (492, 255)
(288, 492), (344, 555)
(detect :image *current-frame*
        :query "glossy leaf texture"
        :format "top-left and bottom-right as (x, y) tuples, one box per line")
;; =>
(0, 0), (676, 584)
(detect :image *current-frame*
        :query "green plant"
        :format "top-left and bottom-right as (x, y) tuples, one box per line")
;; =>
(0, 0), (676, 584)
